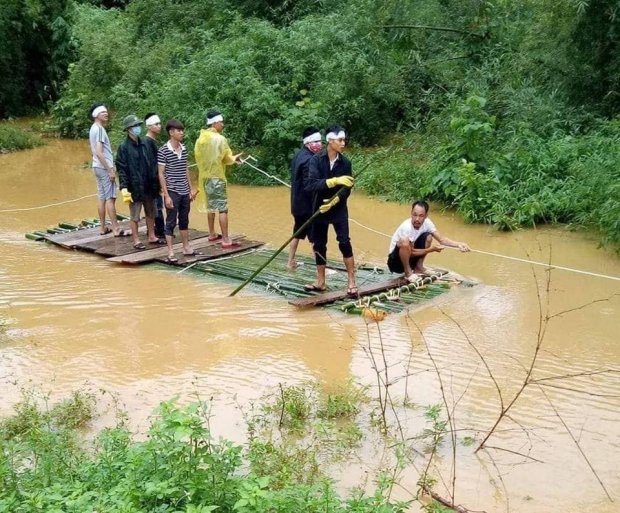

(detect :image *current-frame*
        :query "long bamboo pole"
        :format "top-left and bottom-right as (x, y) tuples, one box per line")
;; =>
(229, 187), (347, 297)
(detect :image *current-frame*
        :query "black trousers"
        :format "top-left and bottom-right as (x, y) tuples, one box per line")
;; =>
(311, 216), (353, 265)
(165, 190), (190, 236)
(387, 231), (432, 273)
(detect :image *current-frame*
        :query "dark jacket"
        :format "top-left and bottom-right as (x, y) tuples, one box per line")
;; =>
(143, 136), (161, 193)
(116, 136), (159, 201)
(290, 146), (315, 217)
(305, 149), (352, 219)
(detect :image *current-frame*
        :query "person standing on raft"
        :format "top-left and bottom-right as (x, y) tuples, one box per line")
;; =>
(88, 103), (125, 236)
(194, 110), (243, 249)
(116, 114), (161, 249)
(304, 125), (357, 295)
(286, 126), (323, 270)
(388, 200), (470, 281)
(157, 119), (198, 263)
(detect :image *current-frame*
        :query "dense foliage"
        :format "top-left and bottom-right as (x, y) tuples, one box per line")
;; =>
(0, 124), (44, 153)
(0, 392), (409, 513)
(1, 0), (618, 245)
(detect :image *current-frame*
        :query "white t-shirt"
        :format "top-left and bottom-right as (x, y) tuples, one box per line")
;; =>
(388, 217), (436, 253)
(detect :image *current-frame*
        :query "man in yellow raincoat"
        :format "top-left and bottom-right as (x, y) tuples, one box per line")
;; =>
(194, 110), (242, 248)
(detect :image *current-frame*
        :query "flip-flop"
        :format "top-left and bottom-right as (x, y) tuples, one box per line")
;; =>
(165, 256), (178, 263)
(183, 250), (202, 256)
(221, 241), (241, 248)
(99, 227), (113, 235)
(133, 242), (147, 250)
(148, 238), (167, 245)
(304, 283), (327, 292)
(347, 287), (359, 297)
(114, 229), (130, 237)
(208, 234), (222, 241)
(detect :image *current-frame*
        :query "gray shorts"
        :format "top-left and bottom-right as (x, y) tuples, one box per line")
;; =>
(129, 194), (156, 222)
(93, 166), (117, 200)
(204, 178), (228, 213)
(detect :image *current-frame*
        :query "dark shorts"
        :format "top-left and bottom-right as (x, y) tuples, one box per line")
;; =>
(293, 214), (312, 240)
(387, 231), (432, 273)
(165, 190), (191, 236)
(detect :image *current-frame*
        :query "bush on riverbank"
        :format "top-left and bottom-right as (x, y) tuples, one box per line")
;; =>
(48, 0), (620, 247)
(0, 389), (409, 513)
(0, 124), (44, 153)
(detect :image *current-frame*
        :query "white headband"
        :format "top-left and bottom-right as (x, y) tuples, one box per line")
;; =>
(207, 114), (224, 125)
(145, 114), (161, 126)
(326, 130), (346, 140)
(303, 132), (322, 145)
(92, 106), (107, 118)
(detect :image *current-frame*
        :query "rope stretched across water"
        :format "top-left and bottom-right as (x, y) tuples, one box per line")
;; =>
(239, 156), (620, 283)
(5, 156), (618, 282)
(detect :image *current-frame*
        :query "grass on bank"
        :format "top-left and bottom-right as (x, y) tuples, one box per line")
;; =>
(0, 124), (44, 153)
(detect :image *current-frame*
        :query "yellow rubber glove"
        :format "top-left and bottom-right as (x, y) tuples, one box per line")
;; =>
(121, 188), (133, 204)
(326, 176), (354, 188)
(319, 195), (340, 214)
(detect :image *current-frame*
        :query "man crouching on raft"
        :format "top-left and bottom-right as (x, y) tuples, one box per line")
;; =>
(388, 200), (470, 281)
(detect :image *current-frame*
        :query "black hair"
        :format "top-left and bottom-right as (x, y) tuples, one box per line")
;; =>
(166, 119), (184, 132)
(302, 126), (320, 138)
(144, 112), (158, 122)
(207, 109), (221, 119)
(411, 200), (430, 213)
(89, 102), (105, 117)
(325, 124), (345, 136)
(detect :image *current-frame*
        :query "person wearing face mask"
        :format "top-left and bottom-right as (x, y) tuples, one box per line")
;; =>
(304, 125), (357, 295)
(116, 114), (160, 249)
(286, 126), (322, 270)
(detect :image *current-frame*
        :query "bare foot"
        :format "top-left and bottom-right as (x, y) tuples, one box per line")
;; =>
(413, 266), (428, 274)
(286, 261), (298, 271)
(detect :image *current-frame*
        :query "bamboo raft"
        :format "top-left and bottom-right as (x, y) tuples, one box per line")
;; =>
(26, 216), (465, 316)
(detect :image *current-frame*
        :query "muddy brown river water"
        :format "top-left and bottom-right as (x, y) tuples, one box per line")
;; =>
(1, 138), (619, 512)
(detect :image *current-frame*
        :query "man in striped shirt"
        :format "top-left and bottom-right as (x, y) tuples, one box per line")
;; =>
(157, 119), (198, 263)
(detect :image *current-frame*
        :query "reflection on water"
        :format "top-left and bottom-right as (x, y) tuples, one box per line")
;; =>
(1, 138), (619, 512)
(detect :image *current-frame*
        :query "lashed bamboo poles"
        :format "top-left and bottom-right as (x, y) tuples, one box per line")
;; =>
(229, 186), (348, 297)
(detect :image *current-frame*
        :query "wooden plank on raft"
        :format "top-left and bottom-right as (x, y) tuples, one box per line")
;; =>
(289, 278), (409, 307)
(157, 239), (265, 267)
(89, 229), (209, 257)
(106, 234), (247, 264)
(43, 221), (136, 247)
(289, 270), (449, 308)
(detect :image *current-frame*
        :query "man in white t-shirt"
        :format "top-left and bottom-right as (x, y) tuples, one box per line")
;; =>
(387, 200), (470, 281)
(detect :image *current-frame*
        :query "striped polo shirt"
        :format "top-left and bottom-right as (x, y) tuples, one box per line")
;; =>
(157, 141), (190, 195)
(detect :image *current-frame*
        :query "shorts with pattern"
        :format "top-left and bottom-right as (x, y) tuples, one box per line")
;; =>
(204, 178), (228, 213)
(93, 166), (117, 201)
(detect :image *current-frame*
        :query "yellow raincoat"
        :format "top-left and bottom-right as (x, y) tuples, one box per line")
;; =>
(194, 127), (236, 211)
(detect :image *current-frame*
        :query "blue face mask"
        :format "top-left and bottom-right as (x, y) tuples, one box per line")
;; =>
(131, 126), (142, 137)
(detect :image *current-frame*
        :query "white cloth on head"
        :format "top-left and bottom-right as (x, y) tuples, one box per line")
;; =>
(388, 217), (437, 253)
(207, 114), (224, 125)
(145, 114), (161, 126)
(91, 106), (107, 118)
(302, 132), (321, 144)
(326, 130), (346, 140)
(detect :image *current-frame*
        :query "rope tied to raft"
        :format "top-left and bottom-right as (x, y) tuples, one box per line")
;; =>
(266, 281), (283, 293)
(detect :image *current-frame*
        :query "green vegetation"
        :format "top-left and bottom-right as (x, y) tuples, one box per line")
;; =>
(0, 124), (44, 153)
(0, 390), (409, 513)
(1, 0), (619, 245)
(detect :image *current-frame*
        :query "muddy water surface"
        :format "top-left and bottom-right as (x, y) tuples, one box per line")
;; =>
(1, 138), (619, 512)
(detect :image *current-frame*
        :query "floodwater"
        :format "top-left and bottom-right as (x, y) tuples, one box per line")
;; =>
(1, 137), (619, 512)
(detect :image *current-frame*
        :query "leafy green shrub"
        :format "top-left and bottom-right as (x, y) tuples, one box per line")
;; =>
(0, 124), (44, 153)
(0, 394), (407, 513)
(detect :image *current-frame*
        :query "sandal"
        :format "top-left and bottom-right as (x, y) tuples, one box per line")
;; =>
(148, 238), (167, 245)
(304, 283), (327, 292)
(114, 229), (130, 237)
(347, 286), (359, 297)
(221, 241), (241, 248)
(133, 242), (147, 250)
(165, 255), (178, 263)
(183, 250), (202, 256)
(99, 227), (113, 235)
